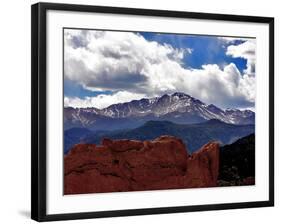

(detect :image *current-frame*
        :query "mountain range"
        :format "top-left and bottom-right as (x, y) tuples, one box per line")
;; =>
(64, 119), (254, 154)
(64, 92), (255, 131)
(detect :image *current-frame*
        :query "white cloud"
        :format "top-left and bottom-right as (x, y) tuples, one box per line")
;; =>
(218, 36), (252, 44)
(226, 39), (256, 75)
(64, 91), (145, 109)
(64, 30), (255, 109)
(64, 30), (188, 93)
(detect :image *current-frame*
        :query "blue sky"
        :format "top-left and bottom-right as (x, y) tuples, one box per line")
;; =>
(64, 29), (255, 109)
(139, 32), (247, 71)
(64, 79), (112, 98)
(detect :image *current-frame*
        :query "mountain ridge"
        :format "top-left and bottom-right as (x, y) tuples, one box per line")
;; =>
(64, 119), (255, 154)
(64, 92), (255, 131)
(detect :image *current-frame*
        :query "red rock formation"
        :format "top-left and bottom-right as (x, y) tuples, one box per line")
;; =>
(184, 142), (220, 188)
(64, 136), (219, 195)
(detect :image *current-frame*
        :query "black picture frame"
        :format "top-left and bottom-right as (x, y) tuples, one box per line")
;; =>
(31, 2), (274, 222)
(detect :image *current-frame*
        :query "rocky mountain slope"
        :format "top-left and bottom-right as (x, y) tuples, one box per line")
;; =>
(64, 92), (255, 130)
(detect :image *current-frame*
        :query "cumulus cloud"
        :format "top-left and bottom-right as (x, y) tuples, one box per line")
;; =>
(64, 30), (187, 93)
(64, 91), (146, 109)
(64, 30), (255, 109)
(226, 39), (256, 75)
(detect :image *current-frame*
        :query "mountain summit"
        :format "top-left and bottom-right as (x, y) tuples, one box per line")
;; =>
(64, 92), (254, 130)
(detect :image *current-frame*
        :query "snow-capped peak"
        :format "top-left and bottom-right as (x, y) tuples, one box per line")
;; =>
(64, 92), (255, 128)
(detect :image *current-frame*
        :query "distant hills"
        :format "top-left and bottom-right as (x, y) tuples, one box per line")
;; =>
(64, 119), (254, 154)
(64, 92), (255, 131)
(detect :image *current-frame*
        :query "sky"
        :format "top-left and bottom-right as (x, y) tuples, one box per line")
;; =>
(64, 29), (256, 110)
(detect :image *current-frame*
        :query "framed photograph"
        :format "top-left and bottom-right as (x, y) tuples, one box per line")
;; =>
(31, 2), (274, 222)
